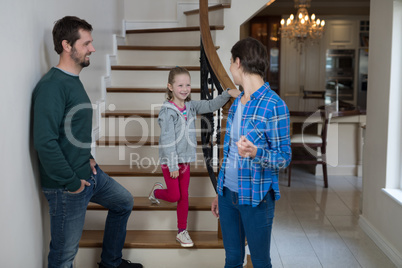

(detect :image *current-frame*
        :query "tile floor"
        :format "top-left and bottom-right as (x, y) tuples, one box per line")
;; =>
(245, 165), (396, 268)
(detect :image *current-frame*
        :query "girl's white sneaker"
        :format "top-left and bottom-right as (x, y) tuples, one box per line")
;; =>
(176, 230), (194, 247)
(148, 182), (164, 204)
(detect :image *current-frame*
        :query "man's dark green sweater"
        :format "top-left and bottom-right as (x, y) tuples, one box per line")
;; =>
(33, 67), (93, 192)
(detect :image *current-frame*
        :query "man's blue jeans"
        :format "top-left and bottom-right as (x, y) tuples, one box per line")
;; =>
(218, 187), (275, 268)
(42, 165), (134, 268)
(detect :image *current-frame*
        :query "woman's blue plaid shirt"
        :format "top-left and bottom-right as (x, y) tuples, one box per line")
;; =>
(217, 82), (292, 206)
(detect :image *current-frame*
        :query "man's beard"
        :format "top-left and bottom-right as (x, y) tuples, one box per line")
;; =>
(71, 46), (90, 68)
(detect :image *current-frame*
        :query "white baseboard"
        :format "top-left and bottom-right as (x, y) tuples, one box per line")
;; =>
(113, 34), (126, 55)
(91, 99), (106, 159)
(125, 20), (181, 30)
(92, 126), (100, 143)
(359, 215), (402, 267)
(91, 126), (99, 159)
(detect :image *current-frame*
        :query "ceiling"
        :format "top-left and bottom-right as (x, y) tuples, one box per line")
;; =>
(256, 0), (370, 17)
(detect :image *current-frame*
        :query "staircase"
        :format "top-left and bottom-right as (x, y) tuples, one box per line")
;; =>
(75, 3), (231, 268)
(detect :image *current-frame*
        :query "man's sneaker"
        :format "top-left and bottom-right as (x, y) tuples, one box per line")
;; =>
(176, 230), (194, 247)
(118, 259), (143, 268)
(98, 259), (143, 268)
(148, 182), (164, 204)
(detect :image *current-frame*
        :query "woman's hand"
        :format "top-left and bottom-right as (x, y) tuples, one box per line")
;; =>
(211, 195), (219, 218)
(236, 136), (257, 158)
(228, 88), (241, 98)
(170, 170), (179, 179)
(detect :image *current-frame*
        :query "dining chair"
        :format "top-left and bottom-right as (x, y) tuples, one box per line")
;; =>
(288, 110), (333, 188)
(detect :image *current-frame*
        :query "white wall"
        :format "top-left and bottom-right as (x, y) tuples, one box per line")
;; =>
(360, 0), (402, 266)
(0, 0), (124, 267)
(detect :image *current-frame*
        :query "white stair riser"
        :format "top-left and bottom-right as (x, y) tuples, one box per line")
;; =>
(186, 10), (224, 27)
(84, 210), (218, 231)
(108, 176), (217, 197)
(96, 145), (206, 165)
(101, 117), (206, 136)
(101, 117), (161, 137)
(76, 248), (225, 268)
(111, 70), (201, 87)
(117, 50), (200, 66)
(106, 92), (201, 110)
(125, 31), (218, 46)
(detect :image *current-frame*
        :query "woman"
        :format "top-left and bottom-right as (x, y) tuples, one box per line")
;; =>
(211, 37), (292, 268)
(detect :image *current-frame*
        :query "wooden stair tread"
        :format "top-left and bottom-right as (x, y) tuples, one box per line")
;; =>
(117, 45), (219, 51)
(97, 136), (159, 146)
(126, 25), (224, 34)
(88, 197), (214, 211)
(102, 109), (217, 117)
(106, 87), (201, 93)
(184, 3), (231, 15)
(97, 136), (201, 146)
(99, 164), (216, 177)
(102, 110), (159, 117)
(80, 230), (223, 249)
(111, 65), (200, 71)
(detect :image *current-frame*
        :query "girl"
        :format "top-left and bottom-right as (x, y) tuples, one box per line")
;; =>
(149, 66), (240, 247)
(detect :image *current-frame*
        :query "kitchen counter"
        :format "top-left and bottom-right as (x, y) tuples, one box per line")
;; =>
(290, 109), (366, 117)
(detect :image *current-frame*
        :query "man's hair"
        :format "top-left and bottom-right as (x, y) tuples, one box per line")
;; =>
(230, 37), (269, 80)
(52, 16), (93, 55)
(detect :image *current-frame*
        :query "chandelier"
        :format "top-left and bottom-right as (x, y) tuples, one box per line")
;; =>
(280, 0), (325, 52)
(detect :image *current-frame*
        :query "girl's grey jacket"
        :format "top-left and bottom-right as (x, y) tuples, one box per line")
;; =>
(158, 90), (232, 172)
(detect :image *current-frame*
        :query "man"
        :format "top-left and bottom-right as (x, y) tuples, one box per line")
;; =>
(33, 16), (142, 268)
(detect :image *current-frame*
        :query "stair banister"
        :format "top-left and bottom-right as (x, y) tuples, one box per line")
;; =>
(199, 0), (235, 192)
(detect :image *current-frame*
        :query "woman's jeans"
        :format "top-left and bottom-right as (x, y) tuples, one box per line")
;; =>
(219, 187), (275, 268)
(42, 165), (134, 268)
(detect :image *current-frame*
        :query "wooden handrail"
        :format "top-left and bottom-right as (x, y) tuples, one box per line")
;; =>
(185, 3), (230, 16)
(199, 0), (235, 90)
